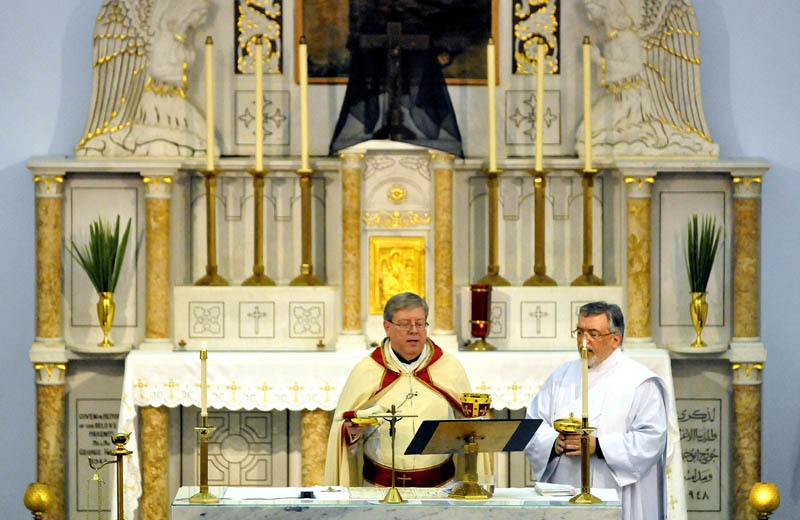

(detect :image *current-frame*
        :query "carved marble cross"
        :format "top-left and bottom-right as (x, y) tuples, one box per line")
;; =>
(529, 305), (549, 334)
(248, 306), (267, 335)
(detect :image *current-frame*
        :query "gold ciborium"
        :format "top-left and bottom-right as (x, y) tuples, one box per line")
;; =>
(24, 482), (53, 520)
(749, 482), (780, 519)
(689, 291), (708, 347)
(553, 412), (582, 434)
(97, 291), (115, 347)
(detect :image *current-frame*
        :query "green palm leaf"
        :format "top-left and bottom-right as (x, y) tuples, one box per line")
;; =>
(683, 214), (721, 293)
(69, 216), (133, 293)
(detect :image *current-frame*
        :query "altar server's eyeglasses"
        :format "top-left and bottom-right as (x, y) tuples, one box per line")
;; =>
(390, 321), (428, 331)
(571, 328), (616, 339)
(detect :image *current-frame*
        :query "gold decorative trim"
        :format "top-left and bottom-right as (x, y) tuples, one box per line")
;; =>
(33, 175), (64, 195)
(143, 62), (188, 98)
(387, 184), (408, 204)
(513, 0), (559, 75)
(731, 362), (764, 384)
(33, 363), (67, 384)
(732, 176), (762, 191)
(624, 176), (655, 188)
(362, 210), (431, 228)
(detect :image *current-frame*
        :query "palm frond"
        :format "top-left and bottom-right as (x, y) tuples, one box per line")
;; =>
(70, 216), (132, 293)
(683, 214), (722, 292)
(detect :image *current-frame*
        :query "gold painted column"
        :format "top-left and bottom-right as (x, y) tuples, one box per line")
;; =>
(301, 409), (332, 485)
(430, 152), (457, 346)
(730, 175), (763, 520)
(140, 407), (169, 519)
(624, 174), (655, 345)
(32, 174), (67, 520)
(340, 153), (364, 334)
(141, 175), (173, 345)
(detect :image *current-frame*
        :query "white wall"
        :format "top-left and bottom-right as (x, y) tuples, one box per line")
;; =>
(1, 0), (798, 516)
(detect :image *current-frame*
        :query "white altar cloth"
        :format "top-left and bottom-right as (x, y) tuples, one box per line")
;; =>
(171, 486), (621, 519)
(118, 349), (686, 519)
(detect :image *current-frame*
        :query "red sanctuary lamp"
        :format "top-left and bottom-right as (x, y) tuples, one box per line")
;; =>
(466, 284), (495, 351)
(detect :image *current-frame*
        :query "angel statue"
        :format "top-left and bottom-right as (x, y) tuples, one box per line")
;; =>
(576, 0), (719, 158)
(75, 0), (217, 158)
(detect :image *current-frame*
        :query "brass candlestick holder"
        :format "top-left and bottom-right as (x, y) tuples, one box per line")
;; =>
(87, 432), (132, 520)
(524, 169), (557, 286)
(477, 168), (510, 286)
(372, 405), (417, 504)
(568, 417), (602, 505)
(242, 169), (276, 286)
(190, 415), (219, 503)
(195, 169), (229, 286)
(571, 168), (604, 286)
(290, 168), (323, 286)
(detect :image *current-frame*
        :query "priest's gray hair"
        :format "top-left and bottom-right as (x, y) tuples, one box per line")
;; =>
(579, 301), (625, 345)
(383, 292), (429, 322)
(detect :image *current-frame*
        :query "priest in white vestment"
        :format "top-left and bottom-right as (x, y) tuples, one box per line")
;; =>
(525, 301), (668, 520)
(324, 292), (473, 487)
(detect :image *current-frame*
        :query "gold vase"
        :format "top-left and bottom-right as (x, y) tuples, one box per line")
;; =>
(689, 291), (708, 347)
(97, 292), (115, 347)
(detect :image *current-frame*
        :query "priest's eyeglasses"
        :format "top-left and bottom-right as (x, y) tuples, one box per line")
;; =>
(571, 328), (616, 339)
(390, 321), (429, 331)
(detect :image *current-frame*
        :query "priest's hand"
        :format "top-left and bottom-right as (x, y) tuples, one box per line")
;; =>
(355, 404), (385, 419)
(557, 433), (596, 456)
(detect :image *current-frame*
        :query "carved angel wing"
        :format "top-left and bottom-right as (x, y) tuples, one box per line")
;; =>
(76, 0), (149, 153)
(640, 0), (714, 144)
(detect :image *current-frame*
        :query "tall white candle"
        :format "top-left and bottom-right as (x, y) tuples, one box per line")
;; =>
(487, 39), (497, 171)
(299, 37), (310, 171)
(582, 36), (592, 171)
(255, 36), (264, 172)
(205, 37), (215, 171)
(200, 343), (208, 417)
(581, 338), (589, 419)
(535, 42), (545, 171)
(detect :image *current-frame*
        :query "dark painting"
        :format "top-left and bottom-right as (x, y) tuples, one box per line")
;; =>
(295, 0), (497, 84)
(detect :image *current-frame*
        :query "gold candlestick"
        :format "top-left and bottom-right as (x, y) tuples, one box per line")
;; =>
(571, 168), (603, 286)
(569, 344), (601, 504)
(524, 169), (556, 286)
(194, 170), (229, 286)
(289, 168), (323, 286)
(477, 169), (510, 286)
(190, 415), (219, 504)
(243, 169), (276, 286)
(86, 432), (132, 519)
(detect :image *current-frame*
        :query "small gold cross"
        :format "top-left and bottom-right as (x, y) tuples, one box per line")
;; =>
(133, 379), (148, 400)
(507, 381), (522, 403)
(164, 378), (178, 400)
(258, 381), (273, 402)
(227, 381), (242, 402)
(289, 381), (304, 403)
(320, 382), (334, 403)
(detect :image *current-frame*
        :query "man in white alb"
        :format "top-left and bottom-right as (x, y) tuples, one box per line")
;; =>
(524, 301), (668, 520)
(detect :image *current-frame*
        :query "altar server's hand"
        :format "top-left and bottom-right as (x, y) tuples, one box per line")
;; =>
(355, 405), (385, 419)
(561, 433), (596, 456)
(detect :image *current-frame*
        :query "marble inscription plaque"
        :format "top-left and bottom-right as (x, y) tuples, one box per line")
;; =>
(677, 398), (722, 512)
(76, 399), (119, 512)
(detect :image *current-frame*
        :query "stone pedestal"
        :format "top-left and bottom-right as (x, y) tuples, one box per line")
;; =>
(301, 409), (332, 486)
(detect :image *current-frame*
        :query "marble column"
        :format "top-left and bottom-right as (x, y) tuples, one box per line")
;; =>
(35, 364), (67, 520)
(301, 409), (332, 486)
(337, 153), (367, 351)
(731, 363), (763, 520)
(33, 174), (67, 520)
(624, 174), (655, 344)
(140, 406), (169, 520)
(732, 177), (761, 340)
(431, 152), (454, 335)
(34, 175), (63, 340)
(142, 175), (173, 344)
(730, 175), (763, 520)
